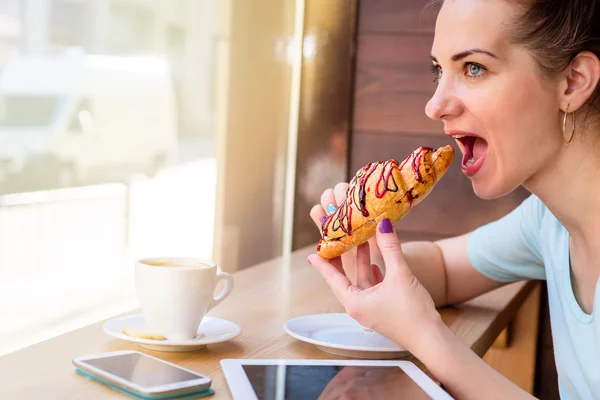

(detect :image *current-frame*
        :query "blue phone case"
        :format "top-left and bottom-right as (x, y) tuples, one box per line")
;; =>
(75, 369), (215, 399)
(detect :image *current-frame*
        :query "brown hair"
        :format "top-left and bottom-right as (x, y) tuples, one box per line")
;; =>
(429, 0), (600, 113)
(508, 0), (600, 113)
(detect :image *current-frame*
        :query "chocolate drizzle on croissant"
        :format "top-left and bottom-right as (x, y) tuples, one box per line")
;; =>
(317, 145), (454, 259)
(324, 147), (430, 238)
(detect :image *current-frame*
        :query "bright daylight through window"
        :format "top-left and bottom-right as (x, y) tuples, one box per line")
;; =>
(0, 0), (222, 356)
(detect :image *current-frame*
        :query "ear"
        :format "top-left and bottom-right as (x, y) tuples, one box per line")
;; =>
(561, 51), (600, 112)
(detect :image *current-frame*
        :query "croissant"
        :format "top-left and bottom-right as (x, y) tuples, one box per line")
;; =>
(317, 145), (454, 259)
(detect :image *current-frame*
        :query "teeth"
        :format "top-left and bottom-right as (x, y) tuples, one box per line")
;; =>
(465, 157), (475, 167)
(453, 134), (466, 139)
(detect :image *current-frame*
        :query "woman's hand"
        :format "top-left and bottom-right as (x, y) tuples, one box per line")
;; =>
(309, 183), (384, 288)
(310, 217), (536, 400)
(307, 218), (441, 351)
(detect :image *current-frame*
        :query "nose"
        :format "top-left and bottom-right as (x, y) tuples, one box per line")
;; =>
(425, 80), (463, 122)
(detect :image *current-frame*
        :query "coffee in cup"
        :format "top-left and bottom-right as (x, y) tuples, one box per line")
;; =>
(135, 257), (234, 340)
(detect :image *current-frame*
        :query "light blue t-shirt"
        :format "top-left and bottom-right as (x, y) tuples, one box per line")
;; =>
(467, 194), (600, 399)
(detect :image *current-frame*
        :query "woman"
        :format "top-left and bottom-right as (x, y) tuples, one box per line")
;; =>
(308, 0), (600, 398)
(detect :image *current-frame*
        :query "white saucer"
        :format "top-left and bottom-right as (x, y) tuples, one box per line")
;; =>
(103, 314), (242, 352)
(284, 313), (410, 359)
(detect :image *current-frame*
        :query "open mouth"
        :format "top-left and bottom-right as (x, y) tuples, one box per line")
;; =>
(452, 134), (489, 176)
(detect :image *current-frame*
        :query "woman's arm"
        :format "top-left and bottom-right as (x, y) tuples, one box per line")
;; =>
(414, 319), (535, 400)
(401, 233), (506, 307)
(308, 220), (536, 400)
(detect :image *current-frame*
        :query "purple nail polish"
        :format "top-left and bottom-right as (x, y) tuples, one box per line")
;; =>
(379, 218), (393, 234)
(307, 257), (312, 265)
(320, 216), (327, 224)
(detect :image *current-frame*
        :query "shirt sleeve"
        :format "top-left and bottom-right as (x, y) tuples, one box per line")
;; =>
(467, 194), (546, 282)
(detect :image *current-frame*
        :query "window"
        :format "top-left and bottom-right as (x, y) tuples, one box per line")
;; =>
(0, 0), (300, 356)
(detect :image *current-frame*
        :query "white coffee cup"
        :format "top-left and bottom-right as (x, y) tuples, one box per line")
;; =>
(135, 257), (234, 340)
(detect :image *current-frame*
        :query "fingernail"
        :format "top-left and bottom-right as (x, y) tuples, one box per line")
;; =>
(327, 203), (337, 215)
(379, 218), (393, 234)
(307, 257), (312, 265)
(320, 216), (327, 224)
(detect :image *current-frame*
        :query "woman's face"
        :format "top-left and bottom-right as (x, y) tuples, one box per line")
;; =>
(426, 0), (563, 199)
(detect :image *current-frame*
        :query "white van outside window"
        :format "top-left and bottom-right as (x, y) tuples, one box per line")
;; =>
(0, 50), (177, 192)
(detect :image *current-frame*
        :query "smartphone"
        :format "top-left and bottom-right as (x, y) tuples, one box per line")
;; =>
(73, 350), (212, 399)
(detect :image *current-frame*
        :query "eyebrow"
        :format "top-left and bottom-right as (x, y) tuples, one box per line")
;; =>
(430, 48), (499, 63)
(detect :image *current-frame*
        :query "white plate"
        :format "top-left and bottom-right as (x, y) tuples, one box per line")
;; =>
(284, 313), (409, 359)
(103, 314), (242, 352)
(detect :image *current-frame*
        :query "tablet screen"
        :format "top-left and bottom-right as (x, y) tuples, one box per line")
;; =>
(242, 365), (432, 399)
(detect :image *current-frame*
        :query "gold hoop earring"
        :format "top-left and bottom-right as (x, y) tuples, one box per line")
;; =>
(563, 104), (575, 143)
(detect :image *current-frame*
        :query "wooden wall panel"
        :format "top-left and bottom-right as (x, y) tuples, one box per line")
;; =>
(350, 133), (529, 238)
(354, 92), (442, 134)
(359, 0), (439, 34)
(355, 35), (436, 94)
(353, 34), (443, 134)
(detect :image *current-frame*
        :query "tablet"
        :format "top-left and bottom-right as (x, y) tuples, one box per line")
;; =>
(220, 359), (454, 400)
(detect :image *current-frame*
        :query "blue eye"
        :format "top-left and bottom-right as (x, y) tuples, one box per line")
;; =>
(466, 63), (485, 78)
